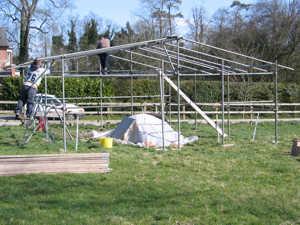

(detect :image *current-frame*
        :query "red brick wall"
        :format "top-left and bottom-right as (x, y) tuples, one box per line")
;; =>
(0, 47), (8, 70)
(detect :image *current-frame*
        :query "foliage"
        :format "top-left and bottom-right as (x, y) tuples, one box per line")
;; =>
(79, 18), (99, 51)
(0, 77), (22, 100)
(39, 77), (114, 101)
(206, 0), (300, 82)
(0, 77), (113, 102)
(67, 20), (78, 53)
(51, 35), (66, 56)
(2, 77), (300, 105)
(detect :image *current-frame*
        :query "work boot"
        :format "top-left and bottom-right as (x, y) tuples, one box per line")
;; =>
(15, 113), (20, 120)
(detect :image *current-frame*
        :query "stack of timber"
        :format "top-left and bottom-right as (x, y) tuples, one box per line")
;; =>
(0, 153), (111, 176)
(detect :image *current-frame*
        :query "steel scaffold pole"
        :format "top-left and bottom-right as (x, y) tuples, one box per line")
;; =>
(222, 60), (225, 145)
(159, 70), (166, 151)
(44, 63), (49, 141)
(275, 60), (278, 144)
(227, 72), (230, 137)
(194, 72), (198, 130)
(62, 58), (67, 152)
(177, 39), (181, 149)
(130, 51), (133, 115)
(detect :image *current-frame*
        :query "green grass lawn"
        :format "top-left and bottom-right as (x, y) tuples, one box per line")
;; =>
(0, 121), (300, 224)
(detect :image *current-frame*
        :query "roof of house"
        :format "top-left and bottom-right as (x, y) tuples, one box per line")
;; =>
(0, 27), (9, 47)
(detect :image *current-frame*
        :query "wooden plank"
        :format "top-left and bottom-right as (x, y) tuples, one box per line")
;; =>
(0, 169), (112, 176)
(0, 153), (111, 176)
(0, 153), (109, 159)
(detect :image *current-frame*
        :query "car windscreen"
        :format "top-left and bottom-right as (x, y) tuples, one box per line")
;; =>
(35, 96), (61, 106)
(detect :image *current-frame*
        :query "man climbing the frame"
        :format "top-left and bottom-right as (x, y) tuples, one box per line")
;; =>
(15, 58), (54, 120)
(97, 35), (111, 74)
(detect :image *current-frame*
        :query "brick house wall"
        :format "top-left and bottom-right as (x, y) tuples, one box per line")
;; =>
(0, 46), (11, 71)
(0, 27), (12, 72)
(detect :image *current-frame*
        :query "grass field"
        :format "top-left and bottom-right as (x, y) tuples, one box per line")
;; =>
(0, 121), (300, 224)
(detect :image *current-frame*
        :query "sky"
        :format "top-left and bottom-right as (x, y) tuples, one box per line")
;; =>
(73, 0), (256, 28)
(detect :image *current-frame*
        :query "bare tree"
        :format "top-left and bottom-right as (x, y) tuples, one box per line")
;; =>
(136, 0), (182, 38)
(145, 0), (168, 38)
(166, 0), (183, 36)
(249, 0), (300, 61)
(0, 0), (72, 63)
(188, 5), (207, 42)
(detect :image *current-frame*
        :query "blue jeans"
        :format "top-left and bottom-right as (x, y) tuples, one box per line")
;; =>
(99, 53), (109, 71)
(15, 85), (37, 118)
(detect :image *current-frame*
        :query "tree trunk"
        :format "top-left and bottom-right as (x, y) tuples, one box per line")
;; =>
(19, 20), (30, 63)
(18, 0), (39, 63)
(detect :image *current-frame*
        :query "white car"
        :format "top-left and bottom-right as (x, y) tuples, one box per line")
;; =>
(34, 94), (85, 119)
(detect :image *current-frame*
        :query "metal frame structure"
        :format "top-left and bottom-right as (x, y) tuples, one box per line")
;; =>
(15, 36), (294, 151)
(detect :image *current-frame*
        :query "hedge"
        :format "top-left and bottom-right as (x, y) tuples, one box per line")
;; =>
(1, 77), (300, 104)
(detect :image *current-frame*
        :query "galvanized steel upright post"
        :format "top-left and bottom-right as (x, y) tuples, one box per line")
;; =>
(194, 72), (198, 130)
(44, 63), (49, 141)
(227, 72), (230, 136)
(177, 39), (181, 149)
(62, 57), (67, 152)
(159, 70), (166, 151)
(75, 115), (79, 151)
(274, 60), (278, 144)
(130, 51), (133, 115)
(221, 60), (225, 145)
(100, 72), (103, 127)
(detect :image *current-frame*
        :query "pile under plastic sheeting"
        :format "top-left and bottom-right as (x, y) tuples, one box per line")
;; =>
(91, 114), (198, 148)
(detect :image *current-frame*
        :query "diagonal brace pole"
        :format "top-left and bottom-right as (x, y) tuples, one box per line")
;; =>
(162, 73), (227, 137)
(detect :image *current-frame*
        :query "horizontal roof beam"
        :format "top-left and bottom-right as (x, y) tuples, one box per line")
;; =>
(16, 36), (179, 68)
(183, 38), (294, 71)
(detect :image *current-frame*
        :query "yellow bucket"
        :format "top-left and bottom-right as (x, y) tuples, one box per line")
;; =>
(101, 137), (113, 148)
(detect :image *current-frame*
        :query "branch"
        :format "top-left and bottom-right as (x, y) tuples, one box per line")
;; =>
(6, 30), (19, 44)
(7, 0), (22, 12)
(30, 25), (48, 34)
(29, 0), (38, 18)
(0, 8), (21, 24)
(49, 0), (59, 8)
(22, 0), (29, 11)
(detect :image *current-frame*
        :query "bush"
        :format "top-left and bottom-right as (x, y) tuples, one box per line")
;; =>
(1, 77), (300, 105)
(0, 77), (23, 100)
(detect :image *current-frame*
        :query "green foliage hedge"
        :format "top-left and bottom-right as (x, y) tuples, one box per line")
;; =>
(0, 77), (113, 102)
(1, 77), (300, 104)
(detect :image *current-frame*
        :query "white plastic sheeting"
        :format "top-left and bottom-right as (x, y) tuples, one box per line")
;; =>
(91, 114), (198, 148)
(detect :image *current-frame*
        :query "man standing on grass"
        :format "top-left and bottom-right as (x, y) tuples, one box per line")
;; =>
(15, 59), (52, 120)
